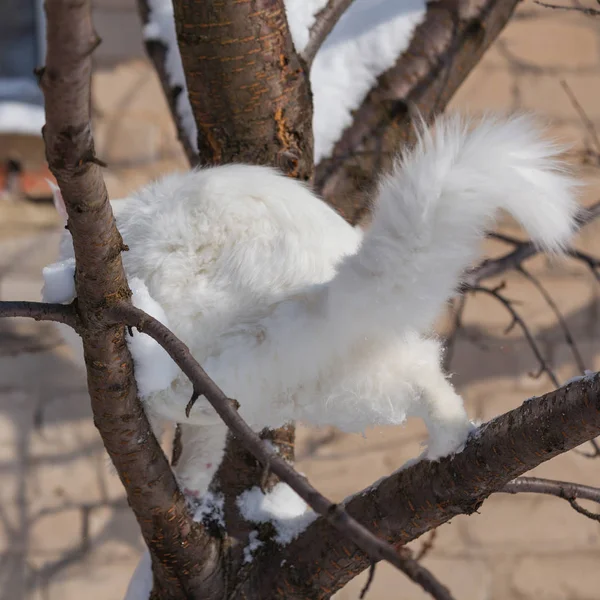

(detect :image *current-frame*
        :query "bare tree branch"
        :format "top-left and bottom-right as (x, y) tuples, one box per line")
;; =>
(0, 300), (77, 328)
(255, 372), (600, 598)
(502, 476), (600, 521)
(40, 2), (220, 597)
(110, 302), (451, 596)
(314, 0), (520, 223)
(466, 283), (560, 387)
(462, 200), (600, 287)
(502, 476), (600, 503)
(560, 79), (600, 157)
(533, 0), (600, 16)
(302, 0), (357, 68)
(517, 265), (586, 373)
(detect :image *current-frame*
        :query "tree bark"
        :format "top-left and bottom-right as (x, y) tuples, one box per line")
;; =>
(172, 0), (314, 180)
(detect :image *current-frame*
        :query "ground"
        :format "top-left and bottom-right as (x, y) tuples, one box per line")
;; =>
(1, 3), (600, 599)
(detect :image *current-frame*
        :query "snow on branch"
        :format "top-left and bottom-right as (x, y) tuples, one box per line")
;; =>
(301, 0), (357, 67)
(137, 0), (199, 165)
(314, 0), (520, 223)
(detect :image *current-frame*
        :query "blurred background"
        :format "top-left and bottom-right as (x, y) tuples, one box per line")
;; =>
(1, 1), (599, 599)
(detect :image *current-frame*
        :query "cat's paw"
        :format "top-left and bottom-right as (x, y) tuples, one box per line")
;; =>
(424, 419), (477, 461)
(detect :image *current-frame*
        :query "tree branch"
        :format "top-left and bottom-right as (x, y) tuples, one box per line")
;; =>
(136, 0), (199, 166)
(533, 0), (600, 16)
(302, 0), (357, 68)
(463, 200), (600, 287)
(502, 476), (600, 503)
(110, 302), (450, 596)
(465, 284), (559, 387)
(502, 476), (600, 521)
(314, 0), (520, 223)
(40, 2), (220, 597)
(256, 372), (600, 598)
(0, 300), (77, 328)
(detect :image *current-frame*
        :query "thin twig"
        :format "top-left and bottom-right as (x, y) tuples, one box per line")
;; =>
(302, 0), (357, 67)
(111, 302), (454, 600)
(465, 284), (559, 387)
(397, 548), (454, 600)
(0, 300), (77, 328)
(576, 438), (600, 458)
(461, 200), (600, 288)
(533, 0), (600, 16)
(560, 79), (600, 155)
(443, 295), (468, 372)
(360, 562), (376, 599)
(502, 476), (600, 521)
(517, 265), (586, 373)
(415, 529), (438, 562)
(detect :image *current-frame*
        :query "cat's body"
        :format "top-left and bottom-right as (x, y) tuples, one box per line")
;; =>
(44, 115), (580, 496)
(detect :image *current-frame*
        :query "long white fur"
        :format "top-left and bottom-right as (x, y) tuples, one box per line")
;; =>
(44, 114), (580, 496)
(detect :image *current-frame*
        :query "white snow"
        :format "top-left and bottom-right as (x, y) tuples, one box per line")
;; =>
(0, 101), (45, 136)
(243, 530), (264, 564)
(192, 490), (225, 528)
(143, 0), (425, 162)
(310, 0), (426, 161)
(142, 0), (199, 153)
(41, 258), (76, 303)
(123, 550), (153, 600)
(564, 370), (596, 385)
(127, 277), (180, 397)
(284, 0), (329, 52)
(237, 483), (318, 545)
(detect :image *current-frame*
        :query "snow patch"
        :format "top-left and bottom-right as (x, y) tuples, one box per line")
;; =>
(193, 490), (225, 528)
(143, 0), (198, 153)
(237, 483), (317, 545)
(284, 0), (329, 52)
(243, 530), (264, 564)
(311, 0), (426, 161)
(564, 370), (596, 386)
(42, 258), (76, 304)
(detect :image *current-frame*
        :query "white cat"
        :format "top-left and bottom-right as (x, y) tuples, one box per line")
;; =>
(43, 115), (580, 496)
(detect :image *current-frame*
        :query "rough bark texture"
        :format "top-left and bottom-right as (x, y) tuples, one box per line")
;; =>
(172, 0), (314, 180)
(243, 373), (600, 598)
(314, 0), (520, 224)
(41, 2), (221, 598)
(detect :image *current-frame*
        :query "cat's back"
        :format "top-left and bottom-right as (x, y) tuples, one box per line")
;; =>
(116, 165), (362, 343)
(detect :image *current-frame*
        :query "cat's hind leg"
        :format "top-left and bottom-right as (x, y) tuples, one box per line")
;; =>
(302, 332), (474, 460)
(174, 422), (229, 498)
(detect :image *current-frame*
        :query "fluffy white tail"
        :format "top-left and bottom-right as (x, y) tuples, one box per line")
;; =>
(181, 115), (581, 428)
(328, 114), (580, 337)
